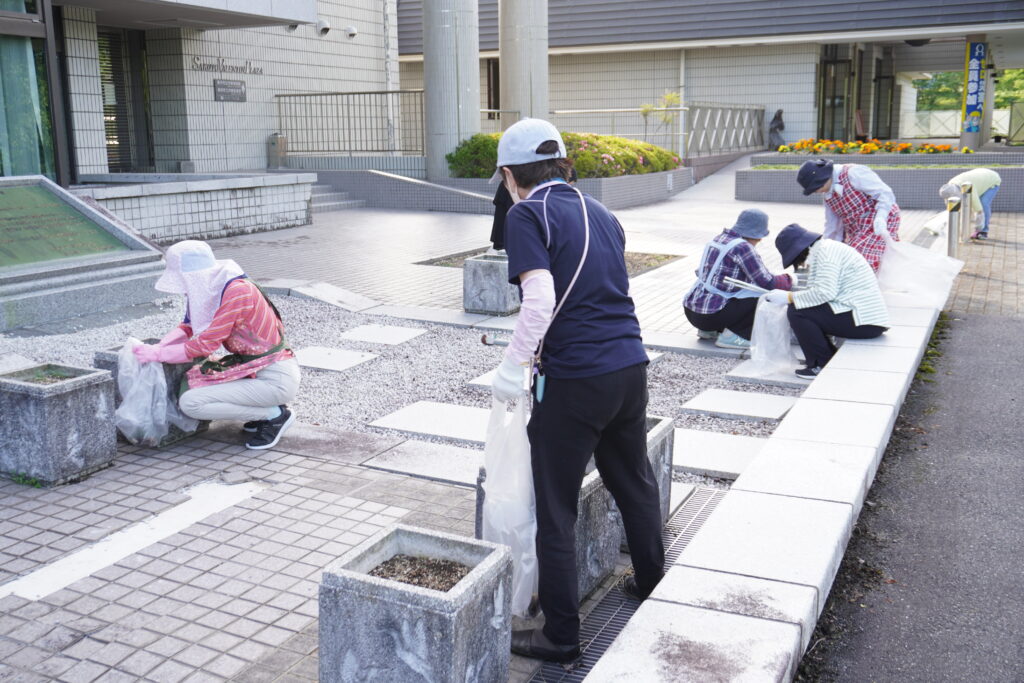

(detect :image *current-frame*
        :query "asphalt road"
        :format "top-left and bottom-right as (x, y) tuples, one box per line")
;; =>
(799, 313), (1024, 682)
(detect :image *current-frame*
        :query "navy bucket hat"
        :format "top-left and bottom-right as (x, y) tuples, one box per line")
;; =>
(730, 209), (769, 239)
(775, 223), (821, 268)
(797, 158), (834, 195)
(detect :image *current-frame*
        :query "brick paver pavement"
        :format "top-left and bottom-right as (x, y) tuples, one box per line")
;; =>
(947, 210), (1024, 317)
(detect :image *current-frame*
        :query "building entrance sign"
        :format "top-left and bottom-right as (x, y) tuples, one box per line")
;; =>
(213, 79), (246, 102)
(0, 183), (127, 268)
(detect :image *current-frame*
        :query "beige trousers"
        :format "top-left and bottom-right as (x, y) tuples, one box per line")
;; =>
(179, 358), (301, 421)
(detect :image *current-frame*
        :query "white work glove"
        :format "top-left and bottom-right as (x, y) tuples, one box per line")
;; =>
(763, 289), (790, 306)
(491, 357), (527, 403)
(872, 213), (888, 236)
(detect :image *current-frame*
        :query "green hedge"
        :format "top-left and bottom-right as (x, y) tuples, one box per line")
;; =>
(445, 132), (682, 179)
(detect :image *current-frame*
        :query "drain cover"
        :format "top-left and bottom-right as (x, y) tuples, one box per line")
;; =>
(528, 487), (726, 682)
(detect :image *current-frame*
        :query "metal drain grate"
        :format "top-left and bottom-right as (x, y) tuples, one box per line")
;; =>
(527, 487), (727, 682)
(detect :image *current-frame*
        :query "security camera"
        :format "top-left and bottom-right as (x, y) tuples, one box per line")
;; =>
(285, 24), (298, 32)
(344, 25), (358, 39)
(316, 18), (331, 36)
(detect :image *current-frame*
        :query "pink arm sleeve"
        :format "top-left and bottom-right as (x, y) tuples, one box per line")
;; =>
(503, 270), (556, 366)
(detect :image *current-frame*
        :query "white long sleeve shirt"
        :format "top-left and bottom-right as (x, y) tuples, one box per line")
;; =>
(792, 239), (890, 328)
(822, 164), (897, 241)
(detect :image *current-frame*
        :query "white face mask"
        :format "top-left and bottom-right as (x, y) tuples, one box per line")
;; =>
(502, 168), (521, 204)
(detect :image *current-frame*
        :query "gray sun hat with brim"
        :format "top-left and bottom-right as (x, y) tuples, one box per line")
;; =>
(775, 223), (821, 268)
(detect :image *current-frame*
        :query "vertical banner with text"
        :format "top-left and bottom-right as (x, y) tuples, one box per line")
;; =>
(962, 42), (987, 134)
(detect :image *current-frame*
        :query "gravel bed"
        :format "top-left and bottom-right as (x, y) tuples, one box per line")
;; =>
(0, 295), (800, 450)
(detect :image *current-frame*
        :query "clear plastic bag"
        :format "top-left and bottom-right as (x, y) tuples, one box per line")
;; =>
(114, 338), (198, 445)
(746, 297), (796, 377)
(877, 235), (964, 310)
(481, 399), (538, 617)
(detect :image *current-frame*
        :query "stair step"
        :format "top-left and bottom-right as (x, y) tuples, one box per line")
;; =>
(312, 199), (366, 213)
(311, 191), (352, 204)
(311, 185), (341, 196)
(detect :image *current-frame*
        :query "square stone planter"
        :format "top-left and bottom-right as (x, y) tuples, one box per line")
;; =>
(463, 254), (520, 316)
(614, 415), (675, 551)
(0, 363), (116, 486)
(319, 524), (513, 683)
(94, 340), (208, 447)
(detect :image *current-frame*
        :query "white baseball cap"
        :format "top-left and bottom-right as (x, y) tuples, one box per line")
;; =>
(491, 118), (566, 182)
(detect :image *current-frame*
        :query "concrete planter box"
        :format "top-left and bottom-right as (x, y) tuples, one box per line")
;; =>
(735, 167), (1024, 210)
(463, 254), (520, 316)
(319, 524), (513, 683)
(0, 363), (116, 485)
(750, 151), (1024, 167)
(474, 414), (672, 600)
(93, 340), (208, 447)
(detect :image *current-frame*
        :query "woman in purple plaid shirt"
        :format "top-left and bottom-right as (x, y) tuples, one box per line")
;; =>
(683, 209), (795, 349)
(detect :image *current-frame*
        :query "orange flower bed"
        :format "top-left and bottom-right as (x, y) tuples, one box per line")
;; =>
(779, 139), (965, 154)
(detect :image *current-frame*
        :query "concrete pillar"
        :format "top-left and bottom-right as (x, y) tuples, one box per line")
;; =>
(959, 35), (986, 150)
(423, 0), (480, 182)
(980, 69), (996, 145)
(498, 0), (549, 128)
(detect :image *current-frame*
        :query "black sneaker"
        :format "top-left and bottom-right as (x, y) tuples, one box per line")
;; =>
(245, 406), (294, 450)
(795, 365), (822, 379)
(621, 576), (650, 602)
(242, 420), (265, 433)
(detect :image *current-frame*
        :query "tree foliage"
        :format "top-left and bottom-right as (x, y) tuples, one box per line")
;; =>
(914, 69), (1024, 110)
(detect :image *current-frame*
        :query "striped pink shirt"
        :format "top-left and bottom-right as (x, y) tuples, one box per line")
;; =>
(180, 279), (294, 388)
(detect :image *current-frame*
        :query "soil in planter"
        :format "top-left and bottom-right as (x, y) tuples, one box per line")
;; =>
(625, 252), (680, 278)
(15, 365), (79, 385)
(369, 554), (472, 592)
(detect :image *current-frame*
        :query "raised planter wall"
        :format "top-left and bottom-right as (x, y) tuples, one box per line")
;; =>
(0, 364), (116, 485)
(72, 173), (315, 243)
(750, 151), (1024, 167)
(736, 167), (1024, 210)
(319, 524), (512, 683)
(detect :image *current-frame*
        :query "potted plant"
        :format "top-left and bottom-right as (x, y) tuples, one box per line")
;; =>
(319, 524), (512, 683)
(0, 363), (116, 485)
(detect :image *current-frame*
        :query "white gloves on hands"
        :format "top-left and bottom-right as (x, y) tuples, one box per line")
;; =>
(491, 357), (527, 402)
(873, 213), (889, 236)
(763, 289), (791, 306)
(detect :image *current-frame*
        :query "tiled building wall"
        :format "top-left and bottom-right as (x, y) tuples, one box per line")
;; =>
(683, 43), (819, 144)
(170, 0), (400, 172)
(147, 29), (192, 173)
(62, 7), (107, 174)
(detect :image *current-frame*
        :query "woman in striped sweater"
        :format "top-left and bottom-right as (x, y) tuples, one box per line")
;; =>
(763, 225), (889, 379)
(134, 241), (300, 450)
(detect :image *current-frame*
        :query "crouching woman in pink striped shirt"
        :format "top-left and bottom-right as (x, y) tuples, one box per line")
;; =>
(134, 241), (300, 450)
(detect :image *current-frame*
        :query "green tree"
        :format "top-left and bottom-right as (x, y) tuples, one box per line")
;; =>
(914, 68), (1024, 110)
(995, 68), (1024, 108)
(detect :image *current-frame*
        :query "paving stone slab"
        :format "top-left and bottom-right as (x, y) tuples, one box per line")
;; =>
(651, 565), (818, 651)
(364, 305), (490, 327)
(771, 398), (896, 453)
(467, 350), (664, 389)
(842, 324), (931, 351)
(676, 490), (853, 616)
(725, 358), (810, 390)
(826, 344), (925, 374)
(584, 599), (801, 682)
(338, 324), (427, 345)
(203, 423), (402, 465)
(290, 282), (379, 312)
(257, 278), (313, 296)
(369, 401), (490, 445)
(669, 483), (695, 518)
(362, 440), (483, 487)
(801, 367), (911, 406)
(673, 429), (766, 479)
(294, 347), (377, 373)
(473, 315), (518, 331)
(680, 388), (797, 422)
(887, 306), (940, 328)
(0, 354), (35, 375)
(641, 331), (747, 358)
(733, 438), (878, 512)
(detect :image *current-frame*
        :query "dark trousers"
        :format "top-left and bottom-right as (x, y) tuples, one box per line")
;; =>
(788, 303), (887, 367)
(684, 296), (759, 340)
(527, 363), (665, 645)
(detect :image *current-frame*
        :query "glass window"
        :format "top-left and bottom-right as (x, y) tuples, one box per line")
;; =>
(0, 1), (39, 15)
(0, 35), (55, 179)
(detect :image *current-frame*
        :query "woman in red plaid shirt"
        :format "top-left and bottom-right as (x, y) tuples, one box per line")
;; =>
(797, 158), (900, 271)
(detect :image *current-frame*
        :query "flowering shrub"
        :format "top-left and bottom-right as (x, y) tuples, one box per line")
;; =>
(778, 138), (964, 155)
(446, 132), (681, 179)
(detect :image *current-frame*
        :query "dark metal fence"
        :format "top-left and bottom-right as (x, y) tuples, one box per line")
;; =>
(275, 90), (425, 155)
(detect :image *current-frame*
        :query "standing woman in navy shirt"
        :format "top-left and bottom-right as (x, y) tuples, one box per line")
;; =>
(490, 118), (665, 663)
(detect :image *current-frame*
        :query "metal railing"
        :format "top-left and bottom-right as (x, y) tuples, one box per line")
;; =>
(900, 109), (1011, 138)
(549, 107), (687, 154)
(275, 90), (425, 155)
(684, 102), (765, 158)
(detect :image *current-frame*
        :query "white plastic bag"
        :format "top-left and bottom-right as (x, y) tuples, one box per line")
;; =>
(114, 338), (198, 445)
(877, 235), (964, 309)
(481, 399), (538, 617)
(746, 297), (796, 377)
